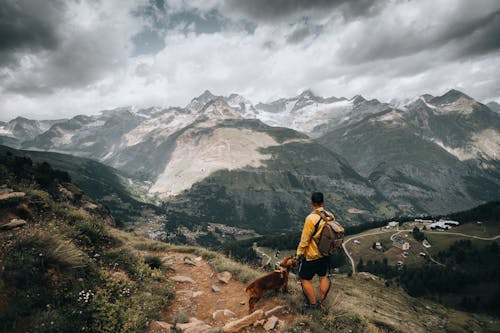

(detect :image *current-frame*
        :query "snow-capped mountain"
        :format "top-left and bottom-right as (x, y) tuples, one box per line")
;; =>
(2, 88), (499, 225)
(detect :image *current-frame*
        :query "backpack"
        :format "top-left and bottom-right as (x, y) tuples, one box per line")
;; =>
(311, 210), (345, 257)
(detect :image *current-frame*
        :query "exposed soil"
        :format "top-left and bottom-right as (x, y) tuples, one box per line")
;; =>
(151, 251), (297, 332)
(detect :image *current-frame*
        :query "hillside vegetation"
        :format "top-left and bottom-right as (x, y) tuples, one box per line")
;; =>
(0, 152), (174, 333)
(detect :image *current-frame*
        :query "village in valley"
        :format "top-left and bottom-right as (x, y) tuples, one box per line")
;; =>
(343, 217), (477, 271)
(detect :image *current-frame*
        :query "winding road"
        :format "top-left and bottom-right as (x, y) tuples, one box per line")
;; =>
(343, 228), (500, 274)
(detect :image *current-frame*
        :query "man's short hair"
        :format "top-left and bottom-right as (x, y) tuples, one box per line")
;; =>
(311, 192), (324, 205)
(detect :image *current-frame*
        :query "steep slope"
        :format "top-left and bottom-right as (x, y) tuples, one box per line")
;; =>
(405, 90), (500, 162)
(249, 91), (389, 138)
(0, 145), (160, 223)
(487, 101), (500, 114)
(160, 118), (397, 233)
(0, 117), (64, 148)
(22, 108), (145, 164)
(318, 90), (500, 215)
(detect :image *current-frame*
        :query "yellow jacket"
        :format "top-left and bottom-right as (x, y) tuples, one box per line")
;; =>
(296, 207), (335, 261)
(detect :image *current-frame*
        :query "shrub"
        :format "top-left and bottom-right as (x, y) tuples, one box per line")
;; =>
(144, 255), (163, 270)
(73, 218), (120, 249)
(103, 248), (142, 276)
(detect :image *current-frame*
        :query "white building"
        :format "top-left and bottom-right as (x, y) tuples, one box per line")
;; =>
(429, 219), (460, 230)
(387, 221), (399, 228)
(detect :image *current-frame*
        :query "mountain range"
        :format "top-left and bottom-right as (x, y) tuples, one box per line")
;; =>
(1, 89), (499, 231)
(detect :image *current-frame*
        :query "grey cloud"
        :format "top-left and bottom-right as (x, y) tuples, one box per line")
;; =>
(286, 26), (312, 44)
(340, 6), (500, 64)
(223, 0), (383, 22)
(0, 0), (64, 66)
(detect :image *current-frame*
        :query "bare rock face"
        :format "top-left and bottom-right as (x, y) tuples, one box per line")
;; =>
(0, 219), (27, 230)
(217, 271), (232, 284)
(171, 275), (195, 283)
(222, 310), (264, 332)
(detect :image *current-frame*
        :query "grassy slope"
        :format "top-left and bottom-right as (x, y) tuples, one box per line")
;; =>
(0, 145), (161, 223)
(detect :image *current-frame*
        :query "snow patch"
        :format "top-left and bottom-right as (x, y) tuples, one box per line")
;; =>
(0, 126), (13, 136)
(149, 128), (278, 197)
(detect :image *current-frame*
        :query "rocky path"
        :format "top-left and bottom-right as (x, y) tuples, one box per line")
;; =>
(147, 251), (296, 333)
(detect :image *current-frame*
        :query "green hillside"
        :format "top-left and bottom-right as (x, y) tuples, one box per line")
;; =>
(0, 145), (161, 223)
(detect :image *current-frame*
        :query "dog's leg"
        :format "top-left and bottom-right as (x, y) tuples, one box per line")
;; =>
(248, 297), (259, 314)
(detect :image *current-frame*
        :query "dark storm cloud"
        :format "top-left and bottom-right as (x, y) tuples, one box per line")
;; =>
(0, 0), (64, 65)
(340, 6), (500, 64)
(223, 0), (383, 22)
(457, 9), (500, 57)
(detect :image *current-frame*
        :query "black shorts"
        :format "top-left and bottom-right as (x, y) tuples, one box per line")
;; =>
(298, 256), (329, 280)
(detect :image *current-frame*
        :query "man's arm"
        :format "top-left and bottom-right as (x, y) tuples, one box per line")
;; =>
(296, 216), (315, 258)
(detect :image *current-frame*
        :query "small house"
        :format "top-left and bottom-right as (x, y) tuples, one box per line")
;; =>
(375, 242), (383, 251)
(353, 240), (361, 245)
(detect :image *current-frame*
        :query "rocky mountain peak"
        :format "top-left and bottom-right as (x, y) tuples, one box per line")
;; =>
(351, 95), (367, 104)
(430, 89), (473, 106)
(186, 90), (220, 113)
(486, 101), (500, 114)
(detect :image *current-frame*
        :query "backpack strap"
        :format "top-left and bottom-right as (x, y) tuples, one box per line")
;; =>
(309, 210), (325, 244)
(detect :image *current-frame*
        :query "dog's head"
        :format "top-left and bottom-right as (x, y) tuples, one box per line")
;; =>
(279, 256), (295, 270)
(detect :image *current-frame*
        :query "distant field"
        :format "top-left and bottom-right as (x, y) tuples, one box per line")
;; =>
(345, 219), (500, 268)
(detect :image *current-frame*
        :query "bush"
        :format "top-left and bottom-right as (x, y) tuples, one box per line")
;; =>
(144, 255), (163, 270)
(73, 218), (120, 249)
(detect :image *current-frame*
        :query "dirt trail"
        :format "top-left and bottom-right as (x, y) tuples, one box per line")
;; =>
(150, 251), (296, 332)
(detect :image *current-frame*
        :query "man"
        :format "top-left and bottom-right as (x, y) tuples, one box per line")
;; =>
(296, 192), (334, 307)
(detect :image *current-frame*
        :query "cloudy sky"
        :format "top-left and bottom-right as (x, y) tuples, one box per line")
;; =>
(1, 0), (499, 120)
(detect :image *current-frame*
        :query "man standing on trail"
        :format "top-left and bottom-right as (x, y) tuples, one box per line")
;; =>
(296, 192), (334, 308)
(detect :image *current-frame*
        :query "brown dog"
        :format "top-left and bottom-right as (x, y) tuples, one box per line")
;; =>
(244, 256), (295, 313)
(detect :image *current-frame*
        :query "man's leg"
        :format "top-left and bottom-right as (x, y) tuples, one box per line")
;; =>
(300, 278), (317, 305)
(319, 276), (330, 302)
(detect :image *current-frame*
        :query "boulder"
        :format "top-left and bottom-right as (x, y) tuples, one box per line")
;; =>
(184, 257), (197, 266)
(212, 309), (236, 322)
(176, 317), (212, 333)
(222, 310), (264, 332)
(217, 271), (232, 284)
(149, 321), (172, 333)
(171, 275), (195, 283)
(0, 191), (25, 201)
(263, 316), (279, 331)
(0, 219), (27, 230)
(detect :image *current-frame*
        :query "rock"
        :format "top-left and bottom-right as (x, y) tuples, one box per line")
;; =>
(176, 317), (212, 333)
(222, 310), (264, 333)
(217, 271), (232, 284)
(0, 219), (27, 230)
(239, 301), (245, 305)
(263, 316), (279, 331)
(253, 319), (266, 327)
(0, 191), (25, 201)
(264, 305), (286, 317)
(149, 321), (173, 333)
(171, 275), (195, 283)
(194, 256), (203, 262)
(184, 257), (197, 266)
(358, 272), (378, 281)
(212, 309), (236, 322)
(192, 291), (204, 298)
(211, 284), (221, 293)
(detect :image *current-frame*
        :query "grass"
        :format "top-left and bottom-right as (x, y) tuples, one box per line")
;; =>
(0, 185), (176, 333)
